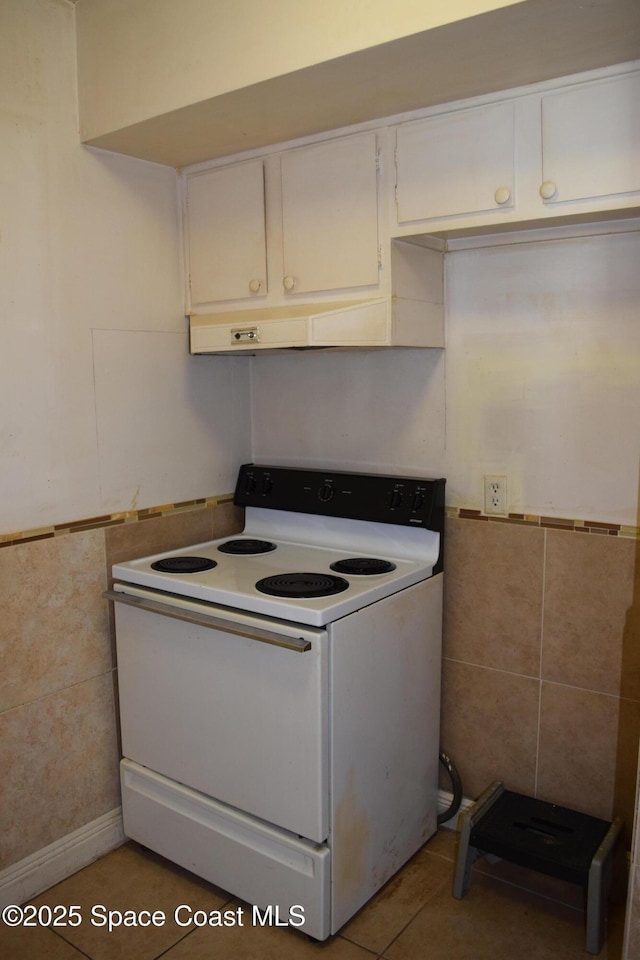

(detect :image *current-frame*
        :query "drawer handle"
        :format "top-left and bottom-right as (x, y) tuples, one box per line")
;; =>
(104, 590), (312, 652)
(283, 275), (296, 291)
(494, 186), (511, 205)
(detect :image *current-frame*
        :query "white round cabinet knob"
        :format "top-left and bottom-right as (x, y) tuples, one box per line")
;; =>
(494, 186), (511, 205)
(283, 275), (296, 291)
(539, 180), (557, 200)
(248, 278), (261, 293)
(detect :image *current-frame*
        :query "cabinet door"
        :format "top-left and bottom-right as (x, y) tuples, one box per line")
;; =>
(395, 101), (515, 223)
(186, 160), (267, 306)
(541, 73), (640, 205)
(280, 132), (379, 295)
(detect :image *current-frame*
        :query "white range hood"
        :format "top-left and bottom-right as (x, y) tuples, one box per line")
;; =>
(189, 295), (444, 354)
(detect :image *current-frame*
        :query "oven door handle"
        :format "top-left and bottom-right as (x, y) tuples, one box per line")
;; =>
(104, 590), (312, 653)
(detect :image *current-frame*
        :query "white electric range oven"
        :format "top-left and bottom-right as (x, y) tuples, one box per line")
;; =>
(106, 464), (445, 940)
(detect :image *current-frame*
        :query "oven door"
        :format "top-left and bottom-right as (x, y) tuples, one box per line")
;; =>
(108, 583), (328, 843)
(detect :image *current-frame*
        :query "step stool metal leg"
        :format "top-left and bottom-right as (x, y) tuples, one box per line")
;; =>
(453, 781), (504, 899)
(585, 817), (622, 955)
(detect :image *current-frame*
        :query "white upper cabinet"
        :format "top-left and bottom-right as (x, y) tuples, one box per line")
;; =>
(392, 66), (639, 237)
(184, 62), (638, 344)
(186, 159), (267, 307)
(280, 132), (380, 295)
(394, 101), (515, 225)
(540, 73), (640, 206)
(185, 131), (381, 312)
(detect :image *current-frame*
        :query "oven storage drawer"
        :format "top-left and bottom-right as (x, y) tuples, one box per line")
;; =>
(112, 587), (329, 843)
(121, 759), (331, 940)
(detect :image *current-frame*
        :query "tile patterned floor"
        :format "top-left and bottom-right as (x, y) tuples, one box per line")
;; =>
(1, 829), (627, 959)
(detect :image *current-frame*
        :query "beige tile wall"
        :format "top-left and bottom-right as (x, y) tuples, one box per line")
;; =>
(441, 517), (640, 844)
(0, 500), (242, 871)
(2, 500), (638, 887)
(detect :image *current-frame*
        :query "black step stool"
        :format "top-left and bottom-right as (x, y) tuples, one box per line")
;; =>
(452, 782), (622, 955)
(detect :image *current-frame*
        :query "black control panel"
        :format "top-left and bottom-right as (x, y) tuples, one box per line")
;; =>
(234, 464), (445, 534)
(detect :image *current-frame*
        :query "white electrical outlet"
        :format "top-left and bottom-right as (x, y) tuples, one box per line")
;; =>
(484, 475), (507, 516)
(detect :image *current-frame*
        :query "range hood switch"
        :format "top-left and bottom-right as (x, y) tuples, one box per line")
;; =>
(231, 326), (260, 344)
(389, 488), (403, 509)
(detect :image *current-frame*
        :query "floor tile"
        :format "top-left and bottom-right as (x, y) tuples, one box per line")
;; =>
(419, 826), (457, 862)
(340, 847), (452, 954)
(384, 872), (594, 960)
(474, 855), (584, 911)
(29, 842), (230, 960)
(159, 910), (377, 960)
(4, 826), (627, 960)
(0, 922), (86, 960)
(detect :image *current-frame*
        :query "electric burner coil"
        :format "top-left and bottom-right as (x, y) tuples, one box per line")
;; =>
(217, 539), (277, 555)
(150, 556), (217, 574)
(255, 573), (349, 598)
(330, 558), (396, 575)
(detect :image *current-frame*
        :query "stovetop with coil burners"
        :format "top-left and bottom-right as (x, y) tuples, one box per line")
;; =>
(112, 465), (445, 627)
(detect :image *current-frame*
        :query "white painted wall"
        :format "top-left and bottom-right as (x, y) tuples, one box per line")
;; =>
(251, 229), (640, 526)
(251, 348), (446, 478)
(0, 0), (251, 534)
(3, 1), (637, 534)
(445, 231), (640, 525)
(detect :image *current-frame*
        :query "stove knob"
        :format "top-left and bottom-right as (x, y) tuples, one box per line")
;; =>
(389, 488), (403, 509)
(261, 475), (273, 495)
(244, 474), (257, 494)
(318, 480), (335, 503)
(411, 492), (425, 512)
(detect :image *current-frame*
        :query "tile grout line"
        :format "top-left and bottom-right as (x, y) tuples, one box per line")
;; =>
(0, 667), (118, 718)
(50, 924), (93, 960)
(153, 925), (205, 960)
(441, 656), (631, 702)
(337, 844), (454, 956)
